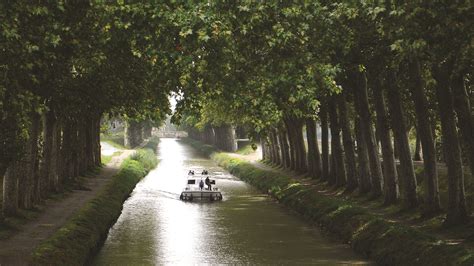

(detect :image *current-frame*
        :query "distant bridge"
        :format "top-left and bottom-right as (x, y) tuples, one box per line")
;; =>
(154, 130), (188, 138)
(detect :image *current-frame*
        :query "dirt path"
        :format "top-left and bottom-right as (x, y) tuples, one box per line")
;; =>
(0, 149), (134, 265)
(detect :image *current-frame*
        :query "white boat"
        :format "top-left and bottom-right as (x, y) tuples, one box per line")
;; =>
(180, 170), (223, 202)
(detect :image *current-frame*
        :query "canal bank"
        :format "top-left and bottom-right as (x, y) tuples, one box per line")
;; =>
(183, 138), (474, 265)
(30, 139), (159, 265)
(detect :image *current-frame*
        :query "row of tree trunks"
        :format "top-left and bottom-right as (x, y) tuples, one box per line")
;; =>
(408, 58), (441, 213)
(386, 69), (419, 208)
(18, 112), (41, 209)
(2, 110), (103, 218)
(413, 132), (422, 161)
(261, 138), (269, 161)
(278, 129), (291, 169)
(284, 117), (307, 173)
(337, 94), (358, 191)
(42, 110), (59, 194)
(3, 161), (20, 216)
(124, 120), (143, 148)
(269, 129), (281, 165)
(328, 96), (346, 187)
(433, 61), (468, 225)
(306, 119), (322, 179)
(213, 124), (237, 152)
(451, 73), (474, 179)
(372, 77), (399, 205)
(203, 125), (215, 145)
(355, 117), (372, 194)
(354, 70), (383, 197)
(143, 121), (153, 139)
(284, 118), (297, 170)
(320, 104), (330, 182)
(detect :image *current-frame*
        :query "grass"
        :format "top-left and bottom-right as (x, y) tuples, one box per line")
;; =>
(100, 132), (126, 149)
(30, 145), (158, 265)
(185, 138), (474, 265)
(0, 208), (42, 240)
(236, 143), (258, 155)
(180, 137), (217, 157)
(0, 167), (101, 240)
(101, 151), (122, 165)
(142, 137), (160, 154)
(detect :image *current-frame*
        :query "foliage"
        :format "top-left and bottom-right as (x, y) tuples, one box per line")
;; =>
(236, 144), (257, 156)
(130, 149), (158, 171)
(141, 137), (160, 154)
(100, 151), (122, 165)
(180, 137), (218, 157)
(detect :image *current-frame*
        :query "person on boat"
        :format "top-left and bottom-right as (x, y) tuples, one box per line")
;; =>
(188, 170), (194, 175)
(199, 179), (204, 190)
(201, 170), (208, 175)
(205, 176), (212, 191)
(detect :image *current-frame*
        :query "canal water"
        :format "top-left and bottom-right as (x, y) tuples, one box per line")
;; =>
(93, 138), (369, 265)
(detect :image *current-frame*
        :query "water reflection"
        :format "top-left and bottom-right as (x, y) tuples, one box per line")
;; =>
(93, 138), (369, 265)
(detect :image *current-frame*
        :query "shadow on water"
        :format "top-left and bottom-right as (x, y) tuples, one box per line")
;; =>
(93, 138), (370, 265)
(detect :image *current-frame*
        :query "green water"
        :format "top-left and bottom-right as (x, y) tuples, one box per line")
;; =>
(93, 138), (369, 265)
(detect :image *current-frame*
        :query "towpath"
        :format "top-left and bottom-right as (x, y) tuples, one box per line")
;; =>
(0, 144), (134, 265)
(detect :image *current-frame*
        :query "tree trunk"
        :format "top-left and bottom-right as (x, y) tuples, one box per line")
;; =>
(204, 125), (215, 145)
(433, 62), (468, 225)
(451, 73), (474, 178)
(77, 120), (87, 176)
(95, 115), (102, 166)
(413, 132), (422, 161)
(143, 121), (153, 139)
(40, 111), (59, 195)
(270, 129), (281, 166)
(18, 112), (41, 209)
(85, 118), (94, 171)
(337, 94), (358, 190)
(320, 104), (330, 181)
(125, 121), (142, 148)
(284, 118), (297, 171)
(3, 163), (19, 217)
(260, 137), (268, 161)
(278, 129), (291, 169)
(214, 124), (236, 152)
(373, 78), (399, 205)
(314, 123), (322, 177)
(306, 119), (322, 179)
(355, 118), (372, 194)
(294, 119), (307, 173)
(386, 69), (418, 208)
(266, 132), (276, 164)
(55, 120), (64, 190)
(408, 58), (440, 213)
(328, 96), (346, 187)
(71, 120), (80, 179)
(61, 119), (74, 182)
(354, 70), (383, 197)
(393, 137), (400, 160)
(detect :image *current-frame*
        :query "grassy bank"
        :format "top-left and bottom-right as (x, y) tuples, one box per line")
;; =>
(100, 132), (126, 149)
(184, 138), (474, 265)
(30, 146), (158, 265)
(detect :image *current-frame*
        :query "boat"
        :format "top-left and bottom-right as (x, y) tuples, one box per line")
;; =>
(180, 170), (223, 202)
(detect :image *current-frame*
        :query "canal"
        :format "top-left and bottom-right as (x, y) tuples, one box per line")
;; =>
(93, 138), (369, 265)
